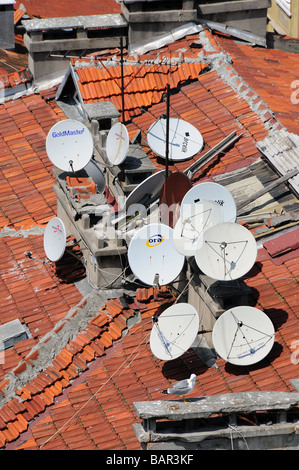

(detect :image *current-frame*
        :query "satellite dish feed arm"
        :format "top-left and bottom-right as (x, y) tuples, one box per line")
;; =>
(185, 131), (241, 179)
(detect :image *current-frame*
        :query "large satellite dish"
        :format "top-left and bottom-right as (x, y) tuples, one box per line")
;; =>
(181, 182), (237, 223)
(125, 170), (166, 210)
(212, 306), (275, 366)
(195, 222), (257, 280)
(43, 217), (66, 262)
(173, 200), (223, 257)
(127, 223), (185, 286)
(46, 119), (94, 172)
(106, 122), (129, 166)
(147, 117), (204, 161)
(84, 159), (105, 193)
(150, 303), (199, 361)
(159, 171), (192, 228)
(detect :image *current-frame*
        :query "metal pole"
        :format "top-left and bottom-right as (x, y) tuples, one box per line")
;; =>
(120, 37), (125, 123)
(165, 83), (170, 179)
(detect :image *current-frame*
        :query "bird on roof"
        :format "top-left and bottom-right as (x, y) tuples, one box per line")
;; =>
(160, 374), (196, 402)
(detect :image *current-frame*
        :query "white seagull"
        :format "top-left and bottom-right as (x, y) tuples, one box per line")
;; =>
(160, 374), (197, 402)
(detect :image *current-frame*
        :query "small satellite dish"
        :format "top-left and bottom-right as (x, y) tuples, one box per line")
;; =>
(195, 222), (257, 280)
(150, 303), (199, 361)
(173, 200), (223, 257)
(46, 119), (94, 172)
(159, 171), (192, 228)
(181, 182), (237, 223)
(212, 306), (275, 366)
(106, 122), (129, 166)
(84, 159), (106, 193)
(127, 223), (185, 286)
(147, 118), (204, 161)
(125, 170), (166, 210)
(43, 217), (66, 262)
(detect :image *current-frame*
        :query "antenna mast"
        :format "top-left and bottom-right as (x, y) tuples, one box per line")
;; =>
(120, 36), (125, 123)
(165, 83), (170, 179)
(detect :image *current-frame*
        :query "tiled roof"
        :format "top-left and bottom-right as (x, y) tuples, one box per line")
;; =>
(13, 0), (121, 18)
(0, 91), (65, 230)
(0, 27), (299, 451)
(216, 34), (299, 134)
(72, 36), (210, 122)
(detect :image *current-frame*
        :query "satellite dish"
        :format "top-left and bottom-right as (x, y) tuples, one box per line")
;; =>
(46, 119), (94, 172)
(159, 171), (192, 228)
(212, 306), (275, 366)
(84, 159), (105, 193)
(43, 217), (66, 262)
(150, 303), (199, 361)
(181, 182), (237, 223)
(173, 200), (223, 257)
(125, 170), (166, 210)
(147, 117), (204, 161)
(106, 122), (129, 166)
(127, 223), (185, 286)
(195, 222), (257, 280)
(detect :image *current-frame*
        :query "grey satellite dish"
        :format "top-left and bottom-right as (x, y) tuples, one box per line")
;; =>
(46, 119), (94, 172)
(106, 122), (129, 166)
(181, 182), (237, 223)
(195, 222), (257, 280)
(128, 223), (185, 286)
(212, 306), (275, 366)
(125, 170), (166, 210)
(147, 117), (204, 161)
(173, 200), (223, 257)
(150, 303), (199, 361)
(84, 159), (106, 193)
(43, 217), (66, 262)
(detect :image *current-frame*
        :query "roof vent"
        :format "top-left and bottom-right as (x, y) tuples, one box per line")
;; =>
(0, 319), (29, 351)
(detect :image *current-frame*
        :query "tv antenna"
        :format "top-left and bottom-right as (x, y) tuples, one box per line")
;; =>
(195, 222), (257, 281)
(181, 182), (237, 223)
(106, 122), (129, 166)
(46, 120), (94, 173)
(127, 223), (185, 286)
(212, 306), (275, 365)
(150, 303), (199, 361)
(43, 217), (67, 262)
(147, 116), (204, 162)
(173, 200), (223, 257)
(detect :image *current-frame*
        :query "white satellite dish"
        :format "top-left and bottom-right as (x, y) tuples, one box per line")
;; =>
(128, 223), (185, 286)
(147, 117), (204, 161)
(46, 119), (94, 172)
(84, 159), (106, 193)
(106, 122), (129, 166)
(150, 303), (199, 361)
(212, 306), (275, 366)
(181, 182), (237, 223)
(195, 222), (257, 281)
(125, 170), (166, 210)
(43, 217), (66, 262)
(174, 200), (223, 257)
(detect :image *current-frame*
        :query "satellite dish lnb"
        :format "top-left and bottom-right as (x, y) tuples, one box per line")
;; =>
(106, 122), (129, 166)
(212, 306), (275, 366)
(46, 119), (94, 172)
(147, 118), (204, 161)
(43, 217), (66, 262)
(195, 222), (257, 281)
(127, 223), (185, 286)
(150, 303), (199, 361)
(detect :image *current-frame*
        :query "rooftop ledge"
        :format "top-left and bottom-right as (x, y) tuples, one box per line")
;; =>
(197, 0), (271, 15)
(134, 391), (299, 421)
(21, 14), (127, 32)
